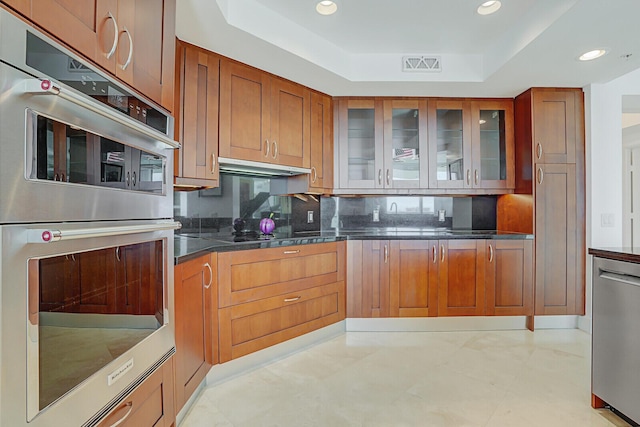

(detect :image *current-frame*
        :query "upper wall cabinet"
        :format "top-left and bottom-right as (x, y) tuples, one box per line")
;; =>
(219, 59), (310, 169)
(174, 41), (220, 188)
(335, 97), (513, 194)
(427, 98), (514, 191)
(335, 98), (429, 191)
(308, 91), (333, 193)
(3, 0), (176, 112)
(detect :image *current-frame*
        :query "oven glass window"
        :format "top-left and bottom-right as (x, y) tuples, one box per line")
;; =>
(33, 113), (165, 194)
(32, 240), (165, 411)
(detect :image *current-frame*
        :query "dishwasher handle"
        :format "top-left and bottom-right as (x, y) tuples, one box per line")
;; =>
(600, 270), (640, 288)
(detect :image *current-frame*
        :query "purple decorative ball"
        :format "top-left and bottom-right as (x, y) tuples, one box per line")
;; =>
(259, 218), (275, 234)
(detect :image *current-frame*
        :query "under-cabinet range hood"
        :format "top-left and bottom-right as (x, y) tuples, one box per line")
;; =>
(218, 157), (311, 177)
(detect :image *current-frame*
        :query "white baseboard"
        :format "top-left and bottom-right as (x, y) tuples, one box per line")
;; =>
(346, 316), (585, 332)
(204, 320), (346, 387)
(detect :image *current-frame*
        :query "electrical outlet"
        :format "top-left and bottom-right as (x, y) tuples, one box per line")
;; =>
(307, 211), (314, 223)
(373, 207), (380, 222)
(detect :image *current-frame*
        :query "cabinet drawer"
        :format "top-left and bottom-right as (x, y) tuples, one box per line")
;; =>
(219, 281), (345, 362)
(97, 357), (175, 427)
(218, 242), (345, 307)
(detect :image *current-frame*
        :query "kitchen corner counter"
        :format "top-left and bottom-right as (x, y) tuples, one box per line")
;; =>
(589, 247), (640, 264)
(175, 229), (533, 264)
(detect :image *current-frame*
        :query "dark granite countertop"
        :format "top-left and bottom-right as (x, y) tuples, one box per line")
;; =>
(175, 228), (533, 264)
(589, 247), (640, 264)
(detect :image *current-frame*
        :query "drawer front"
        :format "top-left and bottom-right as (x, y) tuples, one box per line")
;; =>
(219, 281), (345, 362)
(218, 242), (345, 307)
(97, 357), (175, 427)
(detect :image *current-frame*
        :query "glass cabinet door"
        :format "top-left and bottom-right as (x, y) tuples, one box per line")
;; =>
(383, 99), (428, 188)
(337, 99), (383, 188)
(428, 100), (471, 188)
(471, 100), (514, 189)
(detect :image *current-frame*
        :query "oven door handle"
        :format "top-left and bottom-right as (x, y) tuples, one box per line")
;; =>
(27, 221), (182, 243)
(22, 79), (181, 149)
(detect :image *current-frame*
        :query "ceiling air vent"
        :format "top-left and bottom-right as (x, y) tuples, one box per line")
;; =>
(402, 56), (441, 72)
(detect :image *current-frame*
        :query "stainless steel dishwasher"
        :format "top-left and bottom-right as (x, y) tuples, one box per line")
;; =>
(592, 256), (640, 425)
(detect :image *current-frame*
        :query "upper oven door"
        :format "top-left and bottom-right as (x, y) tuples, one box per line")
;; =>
(0, 9), (177, 223)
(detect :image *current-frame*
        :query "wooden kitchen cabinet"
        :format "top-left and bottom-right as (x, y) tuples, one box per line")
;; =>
(335, 98), (429, 191)
(534, 163), (581, 315)
(12, 0), (176, 111)
(97, 356), (175, 427)
(485, 239), (534, 316)
(217, 242), (346, 362)
(174, 41), (220, 188)
(511, 87), (586, 316)
(1, 0), (29, 16)
(308, 91), (333, 192)
(389, 240), (438, 317)
(219, 59), (310, 169)
(174, 253), (217, 411)
(437, 240), (486, 316)
(428, 99), (514, 191)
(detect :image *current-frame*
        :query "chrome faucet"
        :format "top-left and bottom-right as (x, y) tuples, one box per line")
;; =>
(389, 202), (398, 214)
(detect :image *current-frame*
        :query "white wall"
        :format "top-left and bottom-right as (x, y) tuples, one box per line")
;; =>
(582, 66), (640, 332)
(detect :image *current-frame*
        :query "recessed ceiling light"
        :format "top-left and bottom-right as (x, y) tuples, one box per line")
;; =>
(477, 1), (501, 15)
(579, 49), (607, 61)
(316, 1), (337, 15)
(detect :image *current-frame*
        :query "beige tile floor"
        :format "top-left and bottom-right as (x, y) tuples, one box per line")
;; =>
(180, 329), (631, 427)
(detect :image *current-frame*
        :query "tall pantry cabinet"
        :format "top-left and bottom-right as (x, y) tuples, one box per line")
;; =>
(509, 88), (586, 316)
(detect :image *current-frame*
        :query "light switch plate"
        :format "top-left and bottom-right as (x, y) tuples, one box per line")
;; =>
(601, 213), (615, 227)
(307, 211), (314, 223)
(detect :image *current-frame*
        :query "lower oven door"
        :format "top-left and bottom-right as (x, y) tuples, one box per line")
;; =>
(0, 220), (179, 427)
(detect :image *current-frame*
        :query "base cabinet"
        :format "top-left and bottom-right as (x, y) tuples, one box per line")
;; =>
(437, 240), (486, 316)
(217, 242), (346, 362)
(389, 240), (438, 317)
(97, 357), (175, 427)
(174, 253), (217, 412)
(485, 240), (534, 316)
(347, 238), (533, 318)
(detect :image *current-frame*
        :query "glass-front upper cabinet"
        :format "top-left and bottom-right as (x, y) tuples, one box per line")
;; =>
(428, 99), (514, 190)
(428, 99), (471, 189)
(337, 99), (384, 189)
(383, 99), (428, 189)
(470, 100), (514, 189)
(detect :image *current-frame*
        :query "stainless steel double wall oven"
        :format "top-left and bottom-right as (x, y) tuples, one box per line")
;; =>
(0, 8), (180, 427)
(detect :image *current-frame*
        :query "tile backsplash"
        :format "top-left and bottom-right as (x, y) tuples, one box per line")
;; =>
(174, 174), (498, 237)
(320, 196), (496, 231)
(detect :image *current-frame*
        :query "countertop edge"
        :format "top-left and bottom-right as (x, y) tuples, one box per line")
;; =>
(589, 248), (640, 264)
(175, 232), (533, 264)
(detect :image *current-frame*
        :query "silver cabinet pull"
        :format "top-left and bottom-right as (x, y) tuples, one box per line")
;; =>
(536, 143), (543, 159)
(378, 169), (382, 185)
(211, 153), (216, 174)
(432, 245), (437, 264)
(115, 246), (121, 261)
(132, 171), (137, 187)
(474, 169), (479, 186)
(440, 244), (445, 263)
(466, 169), (471, 186)
(384, 244), (388, 263)
(284, 296), (301, 302)
(126, 171), (130, 187)
(386, 169), (391, 186)
(311, 167), (317, 183)
(283, 250), (300, 254)
(120, 27), (133, 71)
(105, 12), (119, 59)
(204, 262), (213, 289)
(272, 141), (278, 159)
(537, 167), (544, 184)
(488, 244), (494, 263)
(264, 139), (270, 157)
(109, 401), (133, 427)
